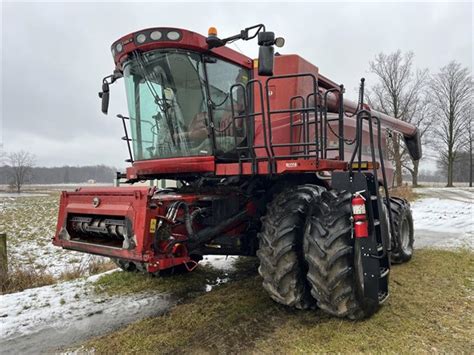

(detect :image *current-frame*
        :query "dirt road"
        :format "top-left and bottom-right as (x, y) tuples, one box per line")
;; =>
(415, 187), (473, 203)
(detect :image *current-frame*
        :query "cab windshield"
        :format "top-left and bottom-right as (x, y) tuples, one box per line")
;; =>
(124, 50), (211, 160)
(123, 49), (249, 161)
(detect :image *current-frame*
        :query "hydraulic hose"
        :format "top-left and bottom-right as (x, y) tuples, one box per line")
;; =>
(161, 202), (247, 252)
(182, 203), (195, 237)
(191, 210), (247, 244)
(181, 201), (248, 245)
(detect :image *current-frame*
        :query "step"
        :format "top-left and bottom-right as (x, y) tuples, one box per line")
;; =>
(378, 291), (389, 304)
(379, 267), (389, 278)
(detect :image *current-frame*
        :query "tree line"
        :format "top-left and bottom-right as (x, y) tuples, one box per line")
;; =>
(367, 52), (472, 187)
(0, 151), (117, 192)
(405, 152), (472, 183)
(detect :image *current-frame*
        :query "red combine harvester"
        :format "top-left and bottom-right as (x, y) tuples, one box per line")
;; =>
(53, 25), (420, 319)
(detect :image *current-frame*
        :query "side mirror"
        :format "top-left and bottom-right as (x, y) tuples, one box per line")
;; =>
(257, 31), (276, 76)
(99, 81), (110, 115)
(258, 46), (274, 76)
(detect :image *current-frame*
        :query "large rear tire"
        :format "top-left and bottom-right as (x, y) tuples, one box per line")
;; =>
(303, 189), (379, 319)
(388, 197), (414, 264)
(257, 185), (322, 309)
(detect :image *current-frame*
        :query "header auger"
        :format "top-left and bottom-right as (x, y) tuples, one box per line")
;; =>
(53, 24), (418, 319)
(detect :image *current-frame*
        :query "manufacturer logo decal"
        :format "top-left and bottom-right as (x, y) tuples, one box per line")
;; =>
(92, 197), (100, 208)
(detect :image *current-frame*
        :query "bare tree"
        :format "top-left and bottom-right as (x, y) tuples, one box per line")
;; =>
(367, 50), (431, 187)
(468, 118), (473, 187)
(8, 151), (35, 193)
(429, 61), (472, 187)
(0, 145), (6, 165)
(459, 107), (473, 187)
(400, 97), (434, 186)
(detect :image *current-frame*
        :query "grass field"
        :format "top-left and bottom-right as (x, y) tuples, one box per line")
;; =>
(85, 249), (473, 353)
(0, 193), (113, 294)
(389, 185), (420, 201)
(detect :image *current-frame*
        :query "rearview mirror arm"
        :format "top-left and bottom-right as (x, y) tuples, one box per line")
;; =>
(207, 24), (266, 49)
(98, 70), (123, 115)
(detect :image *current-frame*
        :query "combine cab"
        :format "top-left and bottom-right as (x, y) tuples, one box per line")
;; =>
(53, 25), (419, 319)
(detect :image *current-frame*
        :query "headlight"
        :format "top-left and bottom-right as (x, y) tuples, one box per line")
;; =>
(115, 42), (123, 52)
(166, 31), (181, 40)
(136, 33), (147, 44)
(150, 30), (162, 40)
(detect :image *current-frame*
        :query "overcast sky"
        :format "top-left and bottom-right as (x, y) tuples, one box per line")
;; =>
(1, 1), (472, 169)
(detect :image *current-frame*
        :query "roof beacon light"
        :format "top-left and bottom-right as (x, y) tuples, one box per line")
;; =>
(208, 27), (218, 36)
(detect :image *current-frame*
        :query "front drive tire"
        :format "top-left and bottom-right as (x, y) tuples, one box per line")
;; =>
(257, 185), (323, 309)
(303, 189), (379, 319)
(112, 258), (138, 272)
(111, 259), (156, 275)
(387, 197), (414, 264)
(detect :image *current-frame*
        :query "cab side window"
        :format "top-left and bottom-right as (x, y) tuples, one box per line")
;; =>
(206, 59), (249, 154)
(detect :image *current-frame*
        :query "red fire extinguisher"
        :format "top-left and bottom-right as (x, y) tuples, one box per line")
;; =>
(352, 191), (369, 238)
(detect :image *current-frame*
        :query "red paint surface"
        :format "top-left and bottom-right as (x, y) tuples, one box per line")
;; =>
(53, 186), (250, 271)
(111, 27), (252, 70)
(126, 156), (215, 179)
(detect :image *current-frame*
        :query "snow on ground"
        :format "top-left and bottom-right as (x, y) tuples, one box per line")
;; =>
(0, 194), (107, 278)
(202, 255), (239, 271)
(413, 198), (472, 233)
(0, 193), (50, 198)
(0, 256), (241, 353)
(412, 187), (473, 249)
(201, 255), (238, 292)
(0, 270), (174, 354)
(0, 271), (117, 340)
